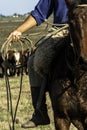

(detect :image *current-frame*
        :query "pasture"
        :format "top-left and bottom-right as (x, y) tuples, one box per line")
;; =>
(0, 17), (77, 130)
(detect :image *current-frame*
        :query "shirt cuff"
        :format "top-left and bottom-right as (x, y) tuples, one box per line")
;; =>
(31, 10), (45, 25)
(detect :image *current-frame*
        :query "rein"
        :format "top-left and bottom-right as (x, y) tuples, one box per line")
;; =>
(65, 32), (80, 73)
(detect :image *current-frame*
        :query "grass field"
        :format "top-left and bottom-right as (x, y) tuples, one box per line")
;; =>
(0, 17), (77, 130)
(0, 75), (55, 130)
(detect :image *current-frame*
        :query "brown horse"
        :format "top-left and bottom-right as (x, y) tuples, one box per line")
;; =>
(49, 1), (87, 130)
(67, 1), (87, 63)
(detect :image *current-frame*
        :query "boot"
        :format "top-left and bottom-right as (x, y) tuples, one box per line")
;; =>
(21, 87), (50, 128)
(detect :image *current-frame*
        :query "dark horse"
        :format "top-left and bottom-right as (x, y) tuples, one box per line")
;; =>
(49, 0), (87, 130)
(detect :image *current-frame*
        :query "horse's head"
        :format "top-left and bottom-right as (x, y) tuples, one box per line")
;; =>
(65, 0), (87, 62)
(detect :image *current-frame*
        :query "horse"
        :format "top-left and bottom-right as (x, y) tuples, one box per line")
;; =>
(48, 1), (87, 130)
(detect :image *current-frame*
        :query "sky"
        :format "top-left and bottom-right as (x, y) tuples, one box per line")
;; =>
(0, 0), (39, 16)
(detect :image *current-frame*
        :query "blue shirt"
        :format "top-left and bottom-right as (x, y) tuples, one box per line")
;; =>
(31, 0), (68, 25)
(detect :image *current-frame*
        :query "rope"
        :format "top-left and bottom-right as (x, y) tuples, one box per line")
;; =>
(4, 58), (23, 130)
(4, 60), (14, 130)
(45, 20), (69, 27)
(1, 36), (34, 60)
(34, 23), (69, 48)
(21, 20), (69, 37)
(1, 37), (32, 130)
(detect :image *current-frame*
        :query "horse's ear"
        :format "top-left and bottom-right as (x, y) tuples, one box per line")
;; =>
(65, 0), (79, 9)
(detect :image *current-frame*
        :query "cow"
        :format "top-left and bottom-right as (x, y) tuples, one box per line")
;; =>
(14, 49), (30, 76)
(5, 49), (30, 77)
(6, 50), (16, 76)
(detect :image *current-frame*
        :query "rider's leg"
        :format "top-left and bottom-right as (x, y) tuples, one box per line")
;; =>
(21, 54), (50, 128)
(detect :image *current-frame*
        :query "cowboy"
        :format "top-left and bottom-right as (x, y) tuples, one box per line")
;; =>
(8, 0), (70, 128)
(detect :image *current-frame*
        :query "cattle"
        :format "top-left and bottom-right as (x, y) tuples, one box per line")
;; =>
(6, 49), (30, 76)
(14, 49), (30, 76)
(0, 49), (30, 77)
(6, 50), (16, 76)
(21, 49), (30, 75)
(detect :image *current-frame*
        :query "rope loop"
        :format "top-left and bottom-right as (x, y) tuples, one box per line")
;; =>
(1, 36), (34, 60)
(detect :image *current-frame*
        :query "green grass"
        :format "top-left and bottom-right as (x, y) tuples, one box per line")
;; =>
(0, 75), (55, 130)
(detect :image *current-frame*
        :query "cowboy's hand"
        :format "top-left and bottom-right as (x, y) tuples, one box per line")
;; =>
(8, 30), (22, 42)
